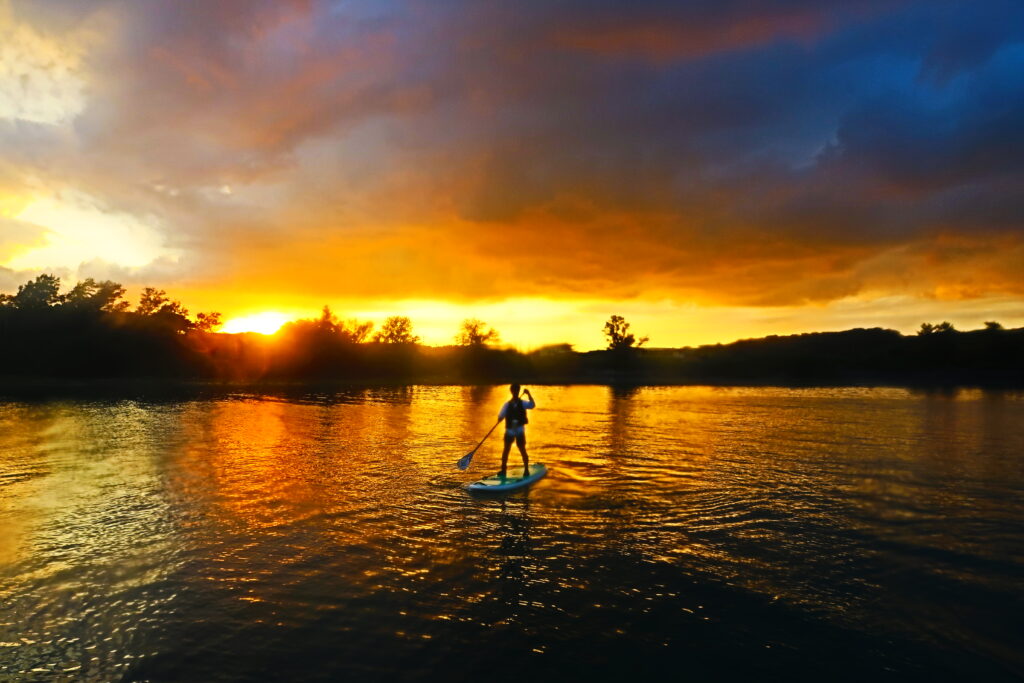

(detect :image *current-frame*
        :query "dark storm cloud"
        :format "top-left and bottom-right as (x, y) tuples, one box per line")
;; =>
(3, 0), (1023, 306)
(822, 45), (1024, 195)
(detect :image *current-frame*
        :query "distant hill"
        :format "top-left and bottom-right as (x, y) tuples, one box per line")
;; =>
(625, 327), (1024, 385)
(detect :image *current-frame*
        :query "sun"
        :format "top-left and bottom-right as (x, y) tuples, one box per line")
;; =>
(221, 312), (292, 335)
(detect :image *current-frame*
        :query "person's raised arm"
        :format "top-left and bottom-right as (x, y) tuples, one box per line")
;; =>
(522, 388), (536, 409)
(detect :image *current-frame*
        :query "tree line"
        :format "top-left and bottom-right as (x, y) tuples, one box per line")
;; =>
(0, 274), (648, 349)
(0, 275), (646, 381)
(0, 274), (221, 332)
(276, 309), (645, 350)
(1, 274), (1021, 386)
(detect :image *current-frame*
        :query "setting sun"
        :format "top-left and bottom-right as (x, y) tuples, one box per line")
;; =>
(221, 312), (291, 335)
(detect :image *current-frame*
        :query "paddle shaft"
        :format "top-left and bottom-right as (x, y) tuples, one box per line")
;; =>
(471, 419), (502, 455)
(457, 418), (502, 469)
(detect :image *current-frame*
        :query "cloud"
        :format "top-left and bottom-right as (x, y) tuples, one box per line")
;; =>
(0, 0), (1023, 333)
(549, 1), (839, 62)
(1, 189), (180, 279)
(0, 0), (87, 125)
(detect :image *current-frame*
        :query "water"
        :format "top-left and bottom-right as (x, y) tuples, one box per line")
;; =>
(1, 385), (1022, 682)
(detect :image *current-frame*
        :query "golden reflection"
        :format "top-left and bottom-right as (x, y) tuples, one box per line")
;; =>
(0, 403), (174, 579)
(179, 399), (314, 530)
(2, 387), (1023, 678)
(0, 517), (22, 567)
(0, 402), (183, 679)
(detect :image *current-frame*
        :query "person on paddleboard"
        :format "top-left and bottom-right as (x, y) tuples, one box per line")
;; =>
(497, 383), (535, 479)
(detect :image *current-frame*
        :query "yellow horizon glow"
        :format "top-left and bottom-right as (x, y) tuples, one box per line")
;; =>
(221, 312), (293, 335)
(198, 294), (1024, 351)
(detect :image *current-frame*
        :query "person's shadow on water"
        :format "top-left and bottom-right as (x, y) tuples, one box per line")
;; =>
(492, 496), (533, 617)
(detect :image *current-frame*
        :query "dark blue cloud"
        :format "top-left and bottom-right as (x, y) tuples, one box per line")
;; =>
(439, 0), (1024, 245)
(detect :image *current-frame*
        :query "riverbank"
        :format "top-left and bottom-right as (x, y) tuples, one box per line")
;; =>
(2, 325), (1022, 390)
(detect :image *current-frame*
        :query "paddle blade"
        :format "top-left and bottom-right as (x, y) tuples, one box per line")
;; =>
(456, 449), (475, 470)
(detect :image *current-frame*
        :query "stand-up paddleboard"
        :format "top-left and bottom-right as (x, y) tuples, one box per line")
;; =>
(467, 463), (547, 493)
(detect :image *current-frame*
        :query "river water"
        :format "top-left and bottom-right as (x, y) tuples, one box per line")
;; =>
(1, 385), (1022, 681)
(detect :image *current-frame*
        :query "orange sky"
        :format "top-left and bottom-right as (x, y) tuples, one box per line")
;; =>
(1, 0), (1023, 349)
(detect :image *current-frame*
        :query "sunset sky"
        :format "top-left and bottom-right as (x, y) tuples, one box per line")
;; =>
(1, 0), (1023, 349)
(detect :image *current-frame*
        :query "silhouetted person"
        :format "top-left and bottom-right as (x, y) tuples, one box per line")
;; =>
(497, 383), (535, 478)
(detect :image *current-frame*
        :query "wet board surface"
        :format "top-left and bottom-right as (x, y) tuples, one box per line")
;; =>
(467, 463), (547, 492)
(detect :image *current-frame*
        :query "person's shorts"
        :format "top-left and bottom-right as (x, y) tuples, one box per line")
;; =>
(504, 424), (525, 438)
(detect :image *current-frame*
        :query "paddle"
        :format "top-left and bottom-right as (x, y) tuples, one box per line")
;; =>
(456, 419), (501, 470)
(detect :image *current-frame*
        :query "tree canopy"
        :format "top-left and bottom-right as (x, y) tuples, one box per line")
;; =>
(456, 318), (499, 347)
(1, 274), (1021, 386)
(604, 315), (648, 350)
(374, 316), (420, 344)
(279, 306), (374, 344)
(0, 274), (218, 332)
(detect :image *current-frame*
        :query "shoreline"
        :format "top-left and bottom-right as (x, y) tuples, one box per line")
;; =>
(3, 375), (1023, 400)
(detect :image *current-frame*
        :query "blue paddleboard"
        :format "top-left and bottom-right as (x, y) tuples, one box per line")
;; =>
(467, 463), (547, 493)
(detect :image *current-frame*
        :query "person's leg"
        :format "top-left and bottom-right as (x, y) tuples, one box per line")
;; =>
(500, 433), (513, 478)
(515, 432), (529, 475)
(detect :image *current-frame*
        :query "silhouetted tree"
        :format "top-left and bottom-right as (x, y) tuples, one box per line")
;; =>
(0, 275), (226, 377)
(374, 316), (419, 344)
(341, 318), (374, 343)
(604, 315), (648, 350)
(316, 305), (338, 333)
(137, 287), (166, 316)
(193, 311), (223, 332)
(284, 306), (332, 337)
(8, 274), (62, 310)
(281, 306), (372, 343)
(920, 321), (956, 335)
(136, 287), (191, 333)
(137, 287), (189, 317)
(984, 321), (1004, 331)
(65, 278), (130, 312)
(456, 318), (499, 347)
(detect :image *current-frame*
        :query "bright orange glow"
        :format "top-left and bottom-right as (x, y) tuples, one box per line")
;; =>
(221, 312), (292, 335)
(190, 292), (1024, 351)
